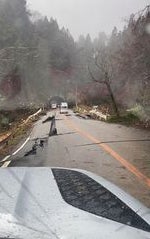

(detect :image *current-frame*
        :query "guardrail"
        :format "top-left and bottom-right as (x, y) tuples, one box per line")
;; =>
(0, 108), (42, 148)
(22, 108), (42, 125)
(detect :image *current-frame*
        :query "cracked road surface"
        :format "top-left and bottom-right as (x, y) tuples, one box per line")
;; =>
(3, 110), (150, 207)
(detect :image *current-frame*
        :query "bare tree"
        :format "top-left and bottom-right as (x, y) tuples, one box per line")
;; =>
(88, 47), (120, 117)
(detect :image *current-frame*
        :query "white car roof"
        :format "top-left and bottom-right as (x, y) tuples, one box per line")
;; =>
(0, 167), (149, 239)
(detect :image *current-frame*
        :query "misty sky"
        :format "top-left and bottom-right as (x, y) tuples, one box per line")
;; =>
(27, 0), (149, 39)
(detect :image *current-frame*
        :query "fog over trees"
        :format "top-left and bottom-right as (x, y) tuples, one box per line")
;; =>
(0, 0), (149, 119)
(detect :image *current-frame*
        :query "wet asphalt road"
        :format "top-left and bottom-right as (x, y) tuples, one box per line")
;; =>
(5, 110), (150, 207)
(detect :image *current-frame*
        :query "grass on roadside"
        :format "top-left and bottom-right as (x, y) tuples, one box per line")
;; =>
(107, 112), (140, 125)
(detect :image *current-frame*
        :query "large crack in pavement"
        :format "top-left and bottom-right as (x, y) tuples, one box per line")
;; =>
(24, 138), (48, 157)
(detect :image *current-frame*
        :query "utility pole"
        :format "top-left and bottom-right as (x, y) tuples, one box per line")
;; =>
(75, 82), (78, 108)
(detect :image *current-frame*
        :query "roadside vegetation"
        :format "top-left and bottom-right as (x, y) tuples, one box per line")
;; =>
(0, 108), (42, 159)
(74, 104), (150, 129)
(0, 108), (36, 132)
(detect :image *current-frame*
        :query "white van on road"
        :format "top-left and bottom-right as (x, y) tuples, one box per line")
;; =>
(51, 103), (57, 109)
(60, 102), (68, 114)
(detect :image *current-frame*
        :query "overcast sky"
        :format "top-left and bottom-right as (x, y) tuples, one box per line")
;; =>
(27, 0), (149, 39)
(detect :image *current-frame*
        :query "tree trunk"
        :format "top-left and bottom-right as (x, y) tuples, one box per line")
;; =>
(105, 81), (120, 117)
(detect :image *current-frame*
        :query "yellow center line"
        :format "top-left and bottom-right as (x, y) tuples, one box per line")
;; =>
(64, 115), (150, 188)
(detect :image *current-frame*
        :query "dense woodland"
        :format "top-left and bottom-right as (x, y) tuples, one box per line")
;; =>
(0, 0), (149, 120)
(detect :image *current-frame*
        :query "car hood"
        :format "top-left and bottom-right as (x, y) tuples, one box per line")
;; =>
(0, 167), (149, 239)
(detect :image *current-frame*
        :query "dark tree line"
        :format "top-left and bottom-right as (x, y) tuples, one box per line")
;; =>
(0, 0), (76, 107)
